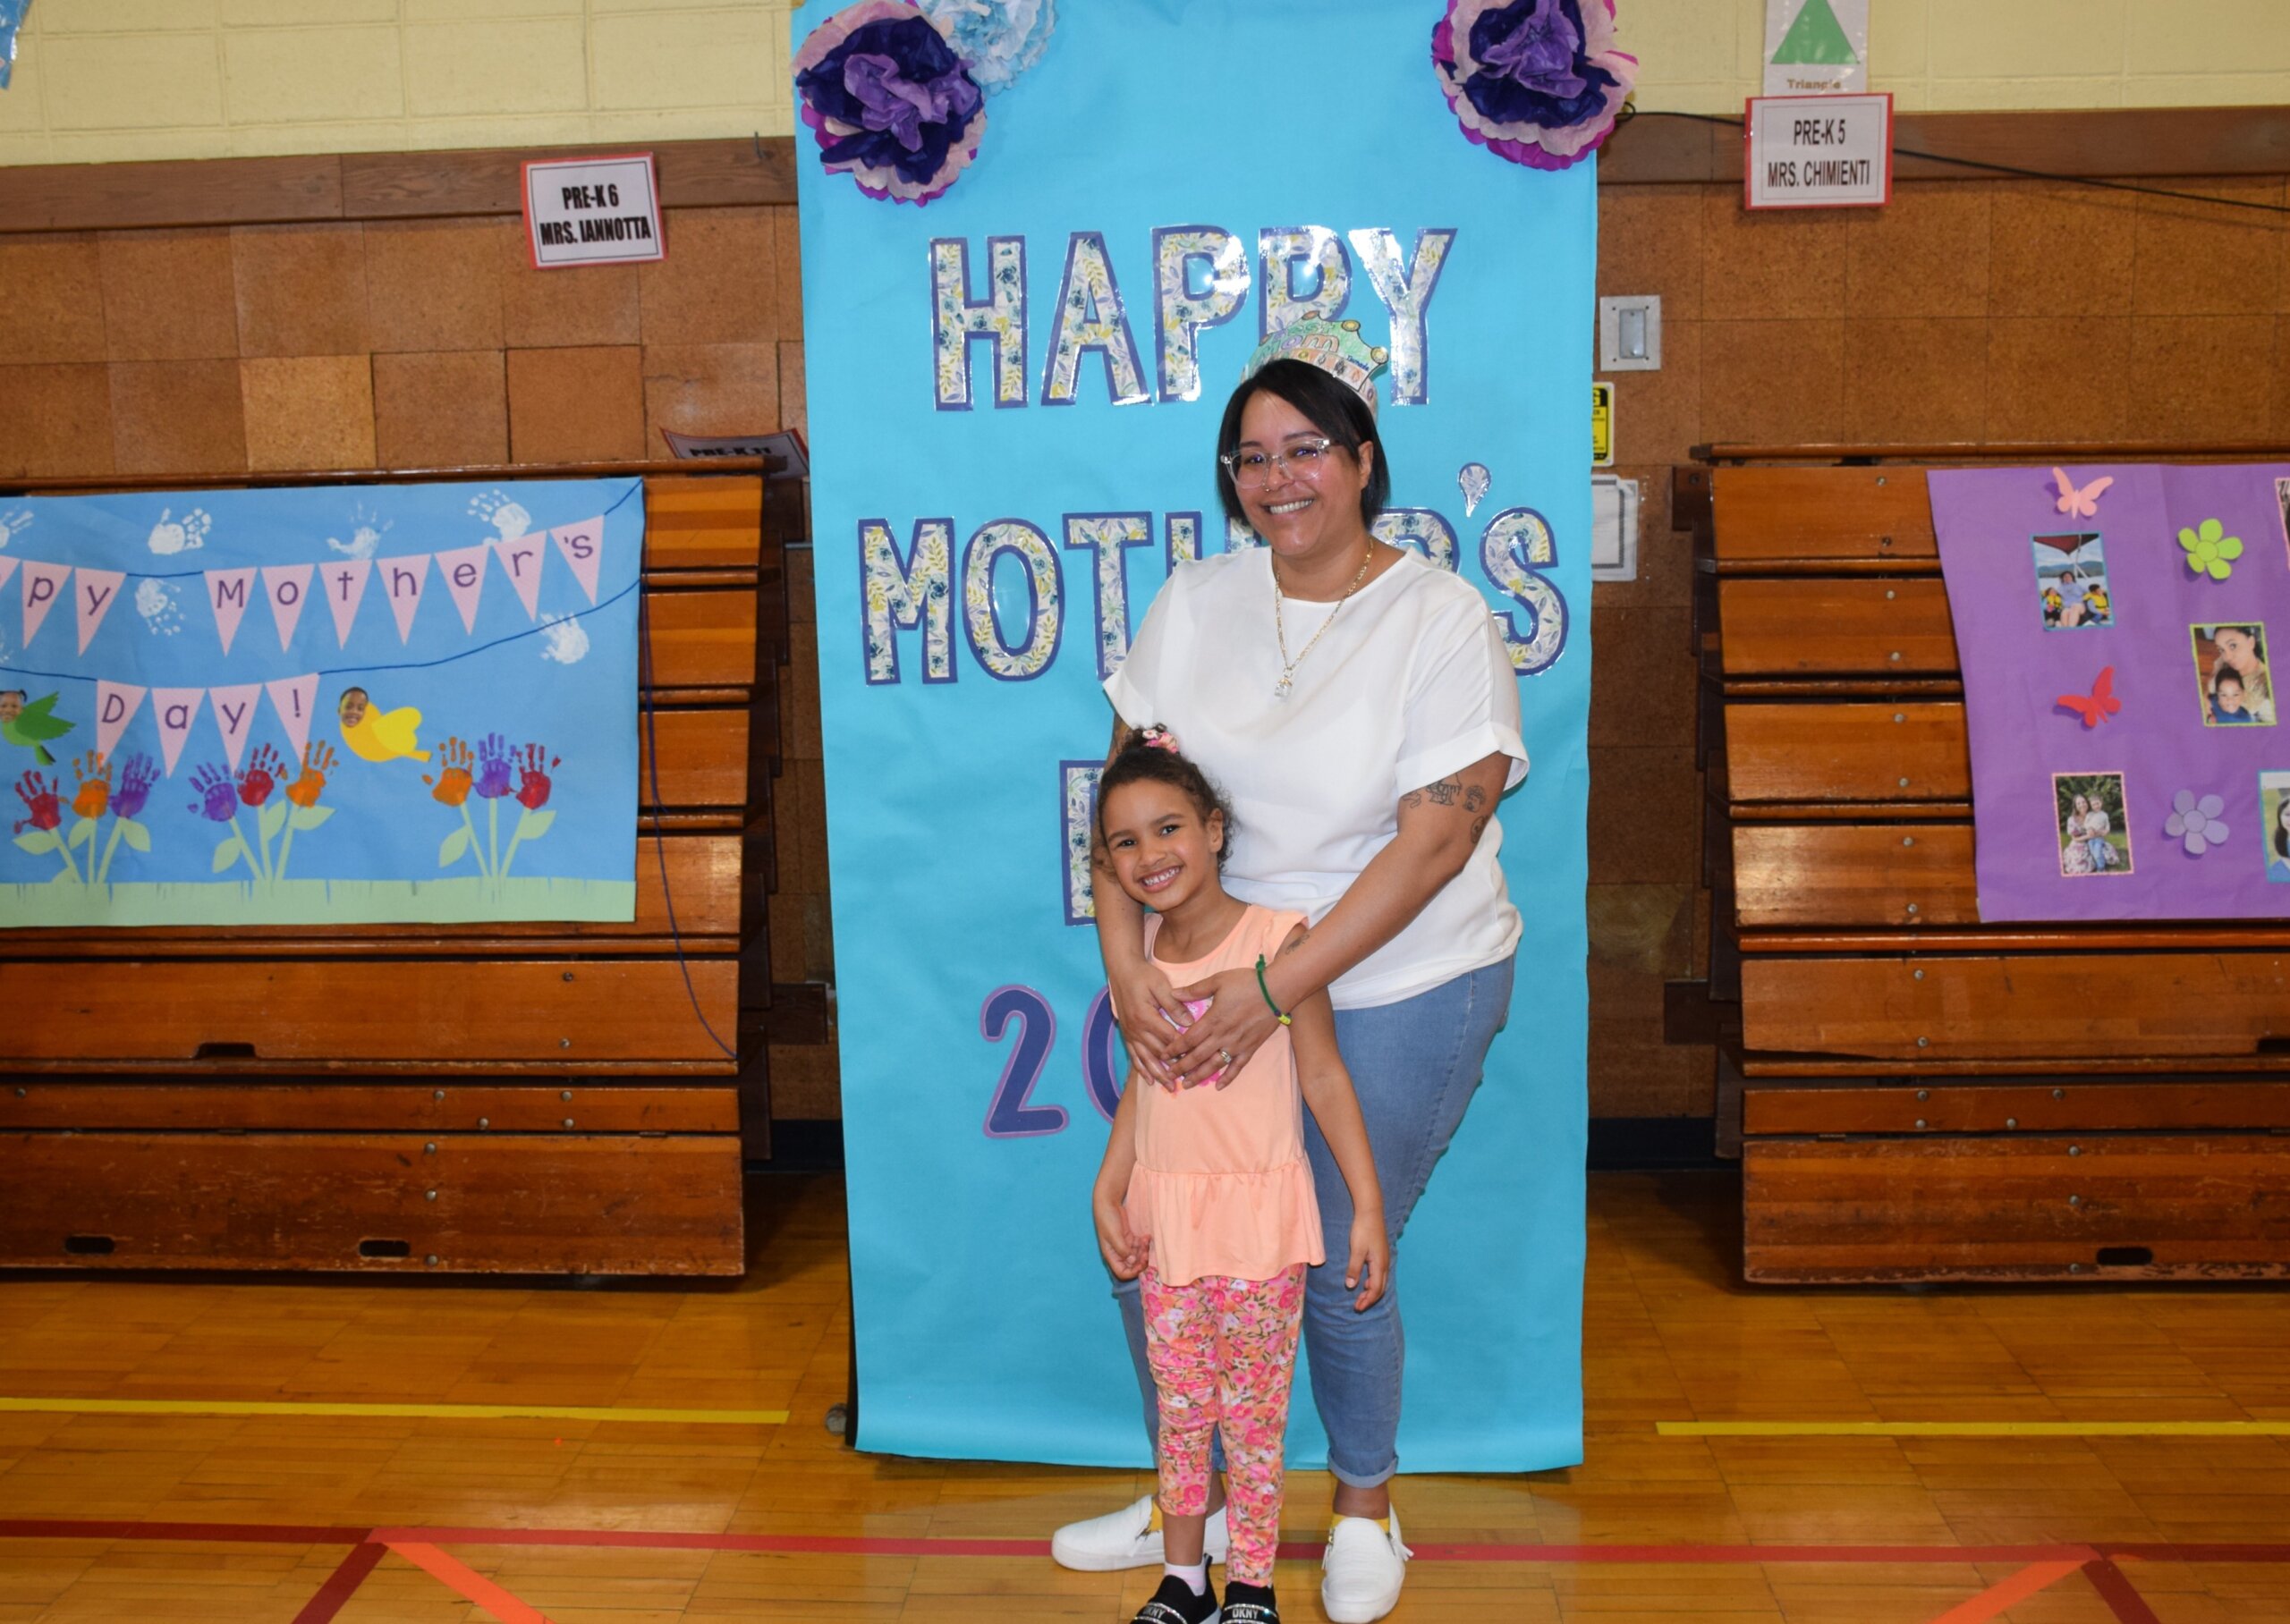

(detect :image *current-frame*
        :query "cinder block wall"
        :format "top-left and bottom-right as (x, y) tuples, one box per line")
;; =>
(4, 0), (2288, 169)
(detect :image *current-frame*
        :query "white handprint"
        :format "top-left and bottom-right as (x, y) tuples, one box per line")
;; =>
(469, 489), (532, 543)
(539, 612), (589, 664)
(147, 506), (211, 555)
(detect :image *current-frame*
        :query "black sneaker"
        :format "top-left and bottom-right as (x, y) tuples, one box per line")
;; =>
(1222, 1578), (1279, 1621)
(1132, 1572), (1219, 1624)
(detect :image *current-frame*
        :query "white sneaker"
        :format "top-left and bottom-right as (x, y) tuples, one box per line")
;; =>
(1049, 1493), (1231, 1572)
(1320, 1504), (1411, 1622)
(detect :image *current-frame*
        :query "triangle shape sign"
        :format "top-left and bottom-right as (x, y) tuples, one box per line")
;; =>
(1774, 0), (1858, 65)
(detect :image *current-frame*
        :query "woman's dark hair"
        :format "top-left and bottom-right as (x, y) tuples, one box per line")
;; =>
(1215, 358), (1388, 529)
(1096, 728), (1234, 868)
(2276, 796), (2290, 859)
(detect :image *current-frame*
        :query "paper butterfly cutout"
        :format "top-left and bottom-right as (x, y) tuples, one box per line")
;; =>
(2057, 665), (2122, 728)
(2053, 468), (2114, 520)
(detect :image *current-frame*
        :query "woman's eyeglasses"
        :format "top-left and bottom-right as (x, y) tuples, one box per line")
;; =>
(1219, 436), (1335, 486)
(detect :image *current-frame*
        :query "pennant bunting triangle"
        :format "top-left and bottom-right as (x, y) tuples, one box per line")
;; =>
(75, 568), (124, 655)
(552, 518), (605, 605)
(0, 557), (16, 593)
(267, 673), (319, 764)
(208, 682), (263, 771)
(95, 680), (147, 760)
(381, 554), (429, 644)
(21, 561), (71, 647)
(322, 559), (370, 647)
(205, 567), (257, 656)
(151, 687), (206, 776)
(262, 563), (314, 652)
(492, 535), (547, 620)
(435, 543), (489, 634)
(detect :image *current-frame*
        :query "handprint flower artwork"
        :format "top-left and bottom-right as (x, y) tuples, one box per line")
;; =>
(0, 478), (640, 927)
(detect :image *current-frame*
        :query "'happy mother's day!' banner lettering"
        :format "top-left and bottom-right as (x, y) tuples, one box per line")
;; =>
(800, 0), (1591, 1469)
(0, 480), (639, 927)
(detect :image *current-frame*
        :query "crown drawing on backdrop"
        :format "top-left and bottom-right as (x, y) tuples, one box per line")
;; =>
(1241, 318), (1390, 415)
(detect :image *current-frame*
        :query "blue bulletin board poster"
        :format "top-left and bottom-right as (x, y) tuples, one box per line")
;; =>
(0, 480), (640, 926)
(799, 0), (1593, 1470)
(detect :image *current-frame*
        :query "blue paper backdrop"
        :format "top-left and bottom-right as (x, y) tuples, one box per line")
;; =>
(798, 0), (1590, 1471)
(0, 478), (639, 926)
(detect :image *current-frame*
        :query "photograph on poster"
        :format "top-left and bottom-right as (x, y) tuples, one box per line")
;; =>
(2191, 622), (2276, 726)
(2264, 771), (2290, 884)
(2032, 533), (2112, 630)
(2055, 770), (2133, 876)
(2276, 477), (2289, 570)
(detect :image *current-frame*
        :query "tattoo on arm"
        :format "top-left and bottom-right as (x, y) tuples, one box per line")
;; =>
(1464, 784), (1487, 812)
(1424, 776), (1463, 806)
(1469, 814), (1489, 846)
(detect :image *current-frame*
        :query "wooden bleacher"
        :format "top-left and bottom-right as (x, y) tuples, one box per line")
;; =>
(1683, 445), (2290, 1283)
(0, 462), (796, 1276)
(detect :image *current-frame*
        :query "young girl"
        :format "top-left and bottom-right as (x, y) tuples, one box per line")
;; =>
(1090, 726), (1387, 1624)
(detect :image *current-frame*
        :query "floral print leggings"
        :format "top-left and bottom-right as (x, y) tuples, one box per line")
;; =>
(1140, 1263), (1309, 1587)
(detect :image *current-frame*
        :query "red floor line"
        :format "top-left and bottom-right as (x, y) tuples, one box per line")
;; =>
(6, 1518), (2290, 1567)
(290, 1541), (386, 1624)
(2082, 1558), (2166, 1624)
(2103, 1542), (2290, 1563)
(0, 1518), (372, 1544)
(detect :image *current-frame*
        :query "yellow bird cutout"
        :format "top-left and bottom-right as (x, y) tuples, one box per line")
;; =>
(335, 686), (431, 764)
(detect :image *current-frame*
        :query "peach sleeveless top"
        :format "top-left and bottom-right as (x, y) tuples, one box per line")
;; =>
(1123, 904), (1324, 1288)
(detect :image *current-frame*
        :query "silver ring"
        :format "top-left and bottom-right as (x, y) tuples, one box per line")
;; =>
(1217, 1049), (1234, 1067)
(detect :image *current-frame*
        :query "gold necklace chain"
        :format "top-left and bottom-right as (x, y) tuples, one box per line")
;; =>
(1271, 544), (1375, 699)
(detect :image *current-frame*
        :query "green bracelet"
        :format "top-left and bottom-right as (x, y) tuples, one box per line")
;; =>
(1254, 954), (1293, 1027)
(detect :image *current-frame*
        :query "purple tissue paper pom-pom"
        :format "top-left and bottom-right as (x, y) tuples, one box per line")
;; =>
(794, 2), (986, 206)
(1432, 0), (1638, 173)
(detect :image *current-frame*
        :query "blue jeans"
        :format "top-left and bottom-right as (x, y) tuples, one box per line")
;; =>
(1114, 953), (1515, 1488)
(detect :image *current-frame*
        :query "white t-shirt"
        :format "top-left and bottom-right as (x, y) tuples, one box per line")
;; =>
(1106, 546), (1527, 1009)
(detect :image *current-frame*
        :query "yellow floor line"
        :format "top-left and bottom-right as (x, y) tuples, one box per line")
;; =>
(1659, 1419), (2290, 1438)
(0, 1397), (788, 1425)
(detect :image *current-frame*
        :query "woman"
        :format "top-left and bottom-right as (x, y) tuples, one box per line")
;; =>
(2210, 625), (2274, 724)
(1052, 320), (1525, 1624)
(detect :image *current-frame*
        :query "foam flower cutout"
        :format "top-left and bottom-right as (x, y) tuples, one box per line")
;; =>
(1459, 461), (1492, 517)
(1432, 0), (1638, 173)
(2164, 789), (2228, 857)
(794, 1), (985, 206)
(2177, 517), (2242, 580)
(917, 0), (1054, 95)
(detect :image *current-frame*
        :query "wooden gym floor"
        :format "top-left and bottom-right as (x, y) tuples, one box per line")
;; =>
(1, 1171), (2286, 1622)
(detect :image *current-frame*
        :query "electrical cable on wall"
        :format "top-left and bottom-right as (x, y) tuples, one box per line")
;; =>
(1616, 106), (2290, 217)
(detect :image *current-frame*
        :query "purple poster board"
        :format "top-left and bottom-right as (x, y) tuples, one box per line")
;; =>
(1930, 462), (2290, 922)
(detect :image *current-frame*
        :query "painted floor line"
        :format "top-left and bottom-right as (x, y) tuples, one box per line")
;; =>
(0, 1396), (788, 1425)
(1927, 1558), (2089, 1624)
(290, 1541), (386, 1624)
(389, 1541), (555, 1624)
(4, 1520), (2288, 1566)
(1658, 1419), (2290, 1438)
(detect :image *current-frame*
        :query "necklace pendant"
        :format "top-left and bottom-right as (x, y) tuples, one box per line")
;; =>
(1273, 672), (1293, 700)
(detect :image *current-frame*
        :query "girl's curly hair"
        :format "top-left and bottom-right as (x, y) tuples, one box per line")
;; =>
(1096, 726), (1234, 869)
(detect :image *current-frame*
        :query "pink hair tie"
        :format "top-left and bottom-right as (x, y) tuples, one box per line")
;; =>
(1140, 724), (1181, 754)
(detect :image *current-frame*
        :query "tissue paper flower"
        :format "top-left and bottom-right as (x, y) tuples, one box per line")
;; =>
(917, 0), (1055, 94)
(793, 1), (986, 205)
(1431, 0), (1637, 172)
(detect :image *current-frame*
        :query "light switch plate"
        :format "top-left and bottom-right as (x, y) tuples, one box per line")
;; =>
(1590, 474), (1640, 582)
(1598, 295), (1662, 371)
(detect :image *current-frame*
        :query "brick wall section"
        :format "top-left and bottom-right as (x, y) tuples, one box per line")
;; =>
(1591, 174), (2290, 1118)
(0, 206), (808, 478)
